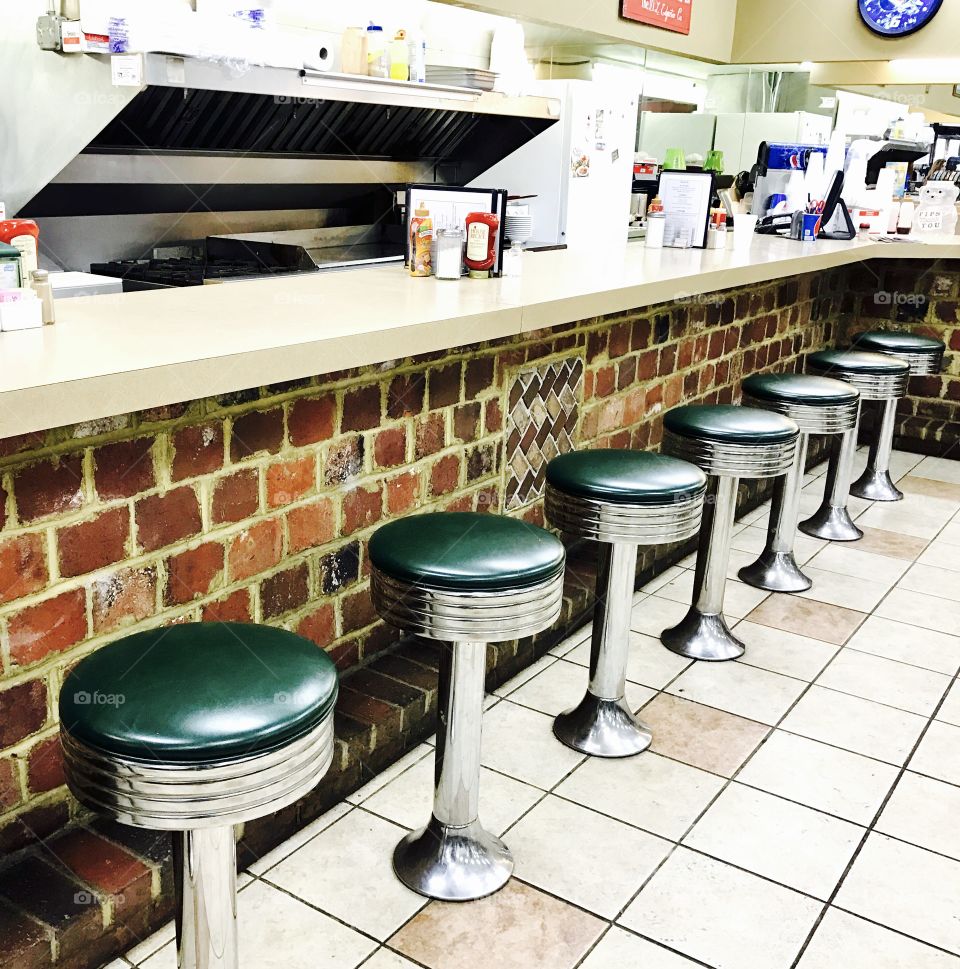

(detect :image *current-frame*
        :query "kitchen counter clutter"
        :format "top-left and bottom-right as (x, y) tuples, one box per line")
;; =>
(2, 234), (960, 440)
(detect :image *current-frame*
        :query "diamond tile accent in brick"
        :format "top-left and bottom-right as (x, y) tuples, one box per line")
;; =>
(504, 357), (583, 509)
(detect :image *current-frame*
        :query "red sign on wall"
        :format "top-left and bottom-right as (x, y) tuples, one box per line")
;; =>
(621, 0), (692, 34)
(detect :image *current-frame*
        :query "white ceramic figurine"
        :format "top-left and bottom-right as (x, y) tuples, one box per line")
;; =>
(913, 181), (960, 237)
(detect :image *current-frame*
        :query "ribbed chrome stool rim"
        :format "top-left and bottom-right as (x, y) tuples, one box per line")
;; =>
(545, 484), (705, 545)
(662, 431), (798, 479)
(371, 567), (565, 641)
(741, 394), (859, 435)
(875, 348), (944, 376)
(806, 365), (909, 400)
(61, 714), (335, 829)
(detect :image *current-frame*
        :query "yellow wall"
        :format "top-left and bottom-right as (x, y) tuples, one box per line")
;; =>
(733, 0), (960, 64)
(444, 0), (739, 63)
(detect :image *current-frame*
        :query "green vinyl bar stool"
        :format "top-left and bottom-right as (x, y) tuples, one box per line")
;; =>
(59, 624), (339, 969)
(806, 349), (910, 504)
(852, 330), (946, 376)
(739, 373), (861, 592)
(661, 404), (800, 661)
(369, 512), (565, 902)
(545, 450), (706, 757)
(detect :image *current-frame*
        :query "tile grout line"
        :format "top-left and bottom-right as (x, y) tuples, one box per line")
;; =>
(785, 498), (960, 969)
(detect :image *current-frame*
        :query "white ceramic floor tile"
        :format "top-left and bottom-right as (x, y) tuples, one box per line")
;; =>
(806, 544), (910, 587)
(509, 795), (671, 918)
(683, 783), (863, 899)
(361, 949), (422, 969)
(845, 615), (960, 676)
(631, 595), (691, 637)
(900, 563), (960, 603)
(939, 680), (960, 727)
(858, 503), (952, 540)
(641, 565), (687, 594)
(347, 746), (435, 806)
(919, 540), (960, 573)
(548, 625), (592, 657)
(139, 881), (377, 969)
(505, 656), (653, 718)
(555, 751), (725, 842)
(796, 567), (891, 612)
(798, 907), (960, 969)
(836, 833), (960, 955)
(479, 700), (585, 790)
(247, 802), (355, 875)
(124, 924), (175, 965)
(876, 588), (960, 637)
(737, 731), (899, 826)
(265, 809), (426, 941)
(653, 574), (769, 619)
(103, 962), (129, 969)
(361, 757), (542, 838)
(877, 771), (960, 862)
(909, 720), (960, 787)
(914, 456), (960, 485)
(562, 630), (692, 690)
(579, 927), (705, 969)
(738, 501), (772, 525)
(666, 660), (806, 726)
(493, 654), (558, 695)
(780, 686), (927, 765)
(734, 621), (838, 681)
(940, 521), (960, 547)
(620, 848), (821, 969)
(817, 649), (951, 716)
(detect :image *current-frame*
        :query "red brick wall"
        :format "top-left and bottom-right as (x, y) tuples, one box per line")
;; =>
(842, 259), (960, 457)
(0, 268), (842, 862)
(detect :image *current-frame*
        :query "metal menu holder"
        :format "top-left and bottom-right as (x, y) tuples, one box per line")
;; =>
(405, 185), (508, 274)
(659, 171), (715, 249)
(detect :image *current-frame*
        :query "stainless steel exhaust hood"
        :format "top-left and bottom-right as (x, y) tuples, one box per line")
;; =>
(23, 52), (559, 273)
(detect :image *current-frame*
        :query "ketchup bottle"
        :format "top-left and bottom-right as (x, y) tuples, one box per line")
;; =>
(0, 220), (40, 279)
(464, 212), (500, 279)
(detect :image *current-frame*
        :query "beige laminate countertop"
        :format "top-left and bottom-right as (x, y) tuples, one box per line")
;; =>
(2, 234), (958, 439)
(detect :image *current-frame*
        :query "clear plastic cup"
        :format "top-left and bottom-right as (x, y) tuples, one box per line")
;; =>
(733, 214), (758, 250)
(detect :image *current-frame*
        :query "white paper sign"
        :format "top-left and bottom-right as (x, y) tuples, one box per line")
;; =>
(111, 54), (143, 87)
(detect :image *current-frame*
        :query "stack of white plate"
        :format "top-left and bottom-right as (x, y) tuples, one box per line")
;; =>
(504, 213), (534, 243)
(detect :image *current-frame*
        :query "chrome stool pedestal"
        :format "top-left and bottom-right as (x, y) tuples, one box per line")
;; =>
(739, 374), (861, 592)
(799, 426), (863, 542)
(661, 405), (800, 661)
(806, 349), (911, 504)
(545, 452), (706, 757)
(370, 512), (565, 902)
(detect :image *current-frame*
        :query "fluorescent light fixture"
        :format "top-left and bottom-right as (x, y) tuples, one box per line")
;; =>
(800, 61), (814, 71)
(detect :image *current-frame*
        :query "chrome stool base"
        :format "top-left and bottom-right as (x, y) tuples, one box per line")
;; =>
(393, 816), (513, 902)
(799, 504), (863, 542)
(554, 694), (652, 758)
(662, 609), (746, 662)
(738, 550), (811, 593)
(850, 466), (903, 502)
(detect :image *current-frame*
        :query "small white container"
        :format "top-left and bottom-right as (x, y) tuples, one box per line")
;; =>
(646, 213), (665, 249)
(0, 292), (43, 331)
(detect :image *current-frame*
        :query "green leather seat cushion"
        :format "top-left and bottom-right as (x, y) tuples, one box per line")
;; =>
(664, 404), (798, 445)
(808, 349), (910, 375)
(743, 373), (859, 406)
(59, 623), (338, 764)
(546, 450), (706, 505)
(852, 331), (945, 354)
(369, 512), (565, 591)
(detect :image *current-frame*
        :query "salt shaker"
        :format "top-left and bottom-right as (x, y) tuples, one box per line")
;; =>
(435, 227), (464, 280)
(30, 269), (55, 325)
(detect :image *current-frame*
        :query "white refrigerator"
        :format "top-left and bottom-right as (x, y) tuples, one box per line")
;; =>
(471, 79), (638, 249)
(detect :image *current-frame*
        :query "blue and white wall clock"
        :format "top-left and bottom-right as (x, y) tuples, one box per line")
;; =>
(858, 0), (944, 37)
